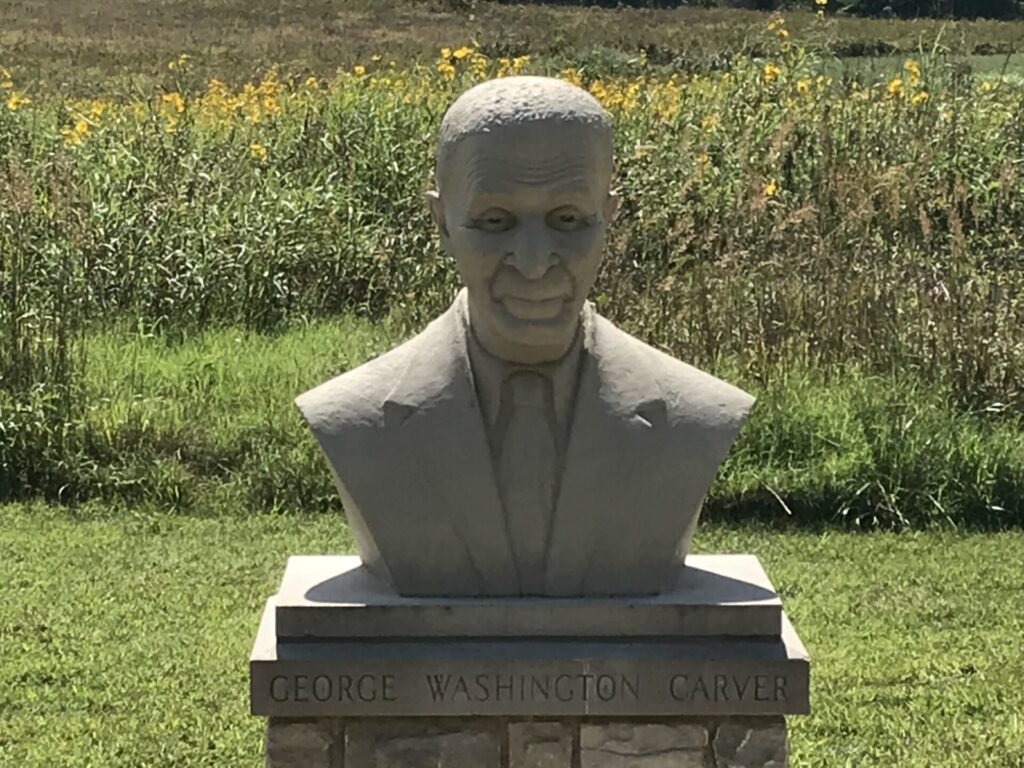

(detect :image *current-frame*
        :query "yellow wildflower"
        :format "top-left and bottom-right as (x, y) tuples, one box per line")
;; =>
(0, 79), (12, 90)
(305, 76), (318, 88)
(452, 45), (475, 60)
(5, 91), (29, 110)
(353, 64), (366, 77)
(911, 91), (929, 106)
(816, 9), (825, 18)
(696, 152), (710, 165)
(767, 17), (784, 30)
(978, 81), (994, 93)
(440, 47), (453, 60)
(249, 141), (268, 161)
(436, 59), (456, 81)
(60, 119), (91, 146)
(470, 53), (489, 79)
(886, 77), (903, 97)
(560, 68), (583, 87)
(371, 53), (382, 62)
(795, 78), (811, 95)
(777, 28), (790, 39)
(763, 180), (778, 197)
(903, 58), (921, 86)
(701, 114), (719, 130)
(762, 63), (781, 83)
(168, 53), (190, 71)
(161, 91), (185, 113)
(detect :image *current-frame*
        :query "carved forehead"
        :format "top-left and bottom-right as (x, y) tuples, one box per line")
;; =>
(436, 76), (613, 191)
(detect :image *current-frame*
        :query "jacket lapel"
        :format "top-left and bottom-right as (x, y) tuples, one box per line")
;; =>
(544, 310), (668, 595)
(382, 291), (519, 595)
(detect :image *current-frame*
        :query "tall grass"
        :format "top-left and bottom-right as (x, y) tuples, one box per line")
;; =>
(5, 0), (1024, 95)
(1, 27), (1022, 522)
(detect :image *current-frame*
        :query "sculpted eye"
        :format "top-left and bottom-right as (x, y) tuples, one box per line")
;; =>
(472, 208), (515, 232)
(548, 206), (590, 231)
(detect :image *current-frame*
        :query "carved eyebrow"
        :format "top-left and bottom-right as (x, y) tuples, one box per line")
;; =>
(466, 188), (594, 217)
(464, 176), (597, 207)
(465, 156), (593, 189)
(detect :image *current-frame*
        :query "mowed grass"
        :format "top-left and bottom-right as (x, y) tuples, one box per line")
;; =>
(1, 503), (1022, 767)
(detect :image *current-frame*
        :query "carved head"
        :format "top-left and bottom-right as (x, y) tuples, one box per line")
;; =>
(429, 76), (618, 365)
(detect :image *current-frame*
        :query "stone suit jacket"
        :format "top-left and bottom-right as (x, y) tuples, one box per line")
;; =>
(296, 290), (754, 597)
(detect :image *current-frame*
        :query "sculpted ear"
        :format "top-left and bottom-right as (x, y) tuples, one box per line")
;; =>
(426, 190), (450, 241)
(604, 190), (621, 223)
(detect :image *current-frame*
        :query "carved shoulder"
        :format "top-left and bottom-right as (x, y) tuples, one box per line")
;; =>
(651, 350), (755, 434)
(592, 315), (755, 435)
(294, 343), (412, 436)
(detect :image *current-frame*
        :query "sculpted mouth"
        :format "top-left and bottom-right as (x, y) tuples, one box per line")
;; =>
(499, 295), (569, 321)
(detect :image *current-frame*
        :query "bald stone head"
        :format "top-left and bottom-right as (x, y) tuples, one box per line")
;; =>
(428, 76), (619, 365)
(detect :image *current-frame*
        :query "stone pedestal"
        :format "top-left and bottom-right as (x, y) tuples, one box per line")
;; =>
(251, 555), (809, 768)
(264, 716), (787, 767)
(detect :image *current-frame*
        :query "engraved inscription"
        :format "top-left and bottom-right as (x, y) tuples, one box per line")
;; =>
(270, 673), (397, 703)
(424, 673), (640, 703)
(263, 670), (792, 710)
(669, 674), (787, 703)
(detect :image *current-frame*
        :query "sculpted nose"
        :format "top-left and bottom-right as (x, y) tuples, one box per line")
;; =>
(506, 223), (557, 280)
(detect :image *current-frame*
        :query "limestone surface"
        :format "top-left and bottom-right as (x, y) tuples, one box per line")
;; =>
(712, 719), (788, 768)
(345, 719), (501, 768)
(264, 718), (340, 768)
(580, 722), (709, 767)
(261, 717), (790, 768)
(273, 554), (782, 640)
(508, 721), (573, 768)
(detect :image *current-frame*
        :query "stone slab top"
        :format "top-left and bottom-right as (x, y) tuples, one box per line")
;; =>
(273, 554), (782, 640)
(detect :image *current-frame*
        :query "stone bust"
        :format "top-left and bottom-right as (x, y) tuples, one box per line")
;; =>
(296, 76), (754, 597)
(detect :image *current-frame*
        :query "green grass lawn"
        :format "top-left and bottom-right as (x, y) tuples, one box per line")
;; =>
(1, 503), (1022, 767)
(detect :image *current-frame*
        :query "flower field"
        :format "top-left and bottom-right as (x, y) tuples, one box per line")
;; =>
(1, 18), (1022, 524)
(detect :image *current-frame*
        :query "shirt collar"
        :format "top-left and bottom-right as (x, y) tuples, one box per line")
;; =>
(463, 302), (587, 434)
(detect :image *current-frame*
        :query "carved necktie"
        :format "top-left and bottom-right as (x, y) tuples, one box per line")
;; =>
(496, 370), (558, 596)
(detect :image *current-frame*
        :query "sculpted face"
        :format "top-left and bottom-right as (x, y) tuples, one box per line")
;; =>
(431, 120), (618, 365)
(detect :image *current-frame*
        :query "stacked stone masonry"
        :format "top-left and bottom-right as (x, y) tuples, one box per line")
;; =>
(264, 716), (787, 768)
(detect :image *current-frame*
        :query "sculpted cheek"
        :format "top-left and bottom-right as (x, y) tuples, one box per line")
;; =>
(451, 233), (507, 283)
(556, 229), (603, 266)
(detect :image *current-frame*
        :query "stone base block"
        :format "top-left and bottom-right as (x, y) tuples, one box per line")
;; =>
(346, 719), (502, 767)
(264, 717), (788, 768)
(264, 719), (343, 768)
